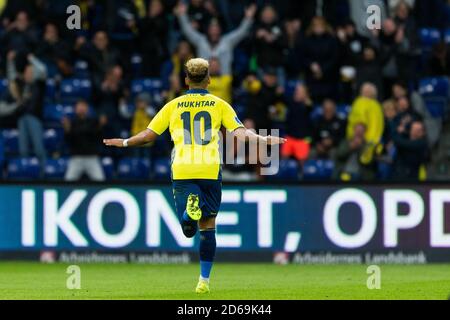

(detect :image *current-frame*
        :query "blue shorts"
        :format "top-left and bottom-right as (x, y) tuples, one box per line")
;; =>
(172, 179), (222, 221)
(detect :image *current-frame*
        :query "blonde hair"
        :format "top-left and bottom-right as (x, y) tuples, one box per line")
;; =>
(185, 58), (209, 84)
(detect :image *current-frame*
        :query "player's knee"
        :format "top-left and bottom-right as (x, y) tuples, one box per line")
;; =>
(199, 217), (216, 230)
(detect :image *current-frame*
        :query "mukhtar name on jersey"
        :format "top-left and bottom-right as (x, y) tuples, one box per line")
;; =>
(177, 100), (216, 108)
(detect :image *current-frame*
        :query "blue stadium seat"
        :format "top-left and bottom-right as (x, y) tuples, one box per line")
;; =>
(43, 104), (65, 124)
(419, 77), (450, 98)
(45, 79), (58, 102)
(131, 78), (163, 96)
(44, 128), (65, 153)
(0, 78), (8, 96)
(233, 104), (247, 120)
(117, 158), (151, 180)
(131, 54), (143, 78)
(419, 28), (441, 48)
(131, 78), (164, 107)
(43, 104), (76, 125)
(310, 105), (323, 122)
(44, 158), (68, 179)
(337, 104), (351, 118)
(6, 158), (41, 180)
(0, 134), (4, 167)
(101, 157), (114, 180)
(267, 159), (299, 181)
(60, 78), (92, 103)
(425, 100), (447, 118)
(284, 80), (301, 98)
(2, 129), (19, 155)
(303, 159), (334, 181)
(445, 28), (450, 44)
(73, 60), (90, 78)
(153, 157), (171, 181)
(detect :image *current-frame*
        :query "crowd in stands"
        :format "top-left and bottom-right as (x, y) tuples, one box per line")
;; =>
(0, 0), (449, 182)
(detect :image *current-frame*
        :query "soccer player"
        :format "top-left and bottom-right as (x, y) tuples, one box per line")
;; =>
(103, 58), (286, 293)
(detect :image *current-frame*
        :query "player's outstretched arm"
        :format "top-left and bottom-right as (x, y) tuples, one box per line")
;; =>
(103, 129), (159, 148)
(232, 127), (287, 145)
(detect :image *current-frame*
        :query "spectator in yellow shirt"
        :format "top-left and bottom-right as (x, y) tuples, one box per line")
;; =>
(207, 57), (233, 104)
(347, 83), (384, 164)
(131, 93), (156, 157)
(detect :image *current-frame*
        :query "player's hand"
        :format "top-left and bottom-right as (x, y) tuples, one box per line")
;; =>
(265, 136), (287, 145)
(103, 138), (125, 147)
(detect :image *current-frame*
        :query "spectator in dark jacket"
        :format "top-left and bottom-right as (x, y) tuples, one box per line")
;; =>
(392, 120), (428, 180)
(355, 45), (383, 99)
(284, 18), (304, 78)
(75, 31), (122, 88)
(391, 96), (422, 136)
(36, 23), (73, 77)
(302, 16), (339, 102)
(427, 42), (450, 76)
(253, 5), (285, 69)
(96, 65), (126, 137)
(138, 0), (169, 77)
(245, 67), (283, 131)
(312, 99), (347, 159)
(334, 123), (376, 181)
(63, 100), (106, 181)
(7, 51), (47, 170)
(281, 83), (313, 162)
(1, 11), (38, 59)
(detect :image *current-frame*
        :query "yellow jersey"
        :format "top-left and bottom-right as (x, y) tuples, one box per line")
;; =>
(148, 89), (244, 180)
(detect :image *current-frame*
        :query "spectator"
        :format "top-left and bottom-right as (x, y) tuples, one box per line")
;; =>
(371, 14), (419, 96)
(7, 51), (47, 170)
(207, 57), (232, 103)
(392, 1), (420, 82)
(284, 18), (303, 78)
(0, 78), (22, 127)
(302, 16), (339, 102)
(75, 31), (122, 87)
(391, 96), (422, 136)
(128, 93), (156, 158)
(36, 23), (72, 77)
(187, 0), (222, 32)
(311, 99), (347, 159)
(253, 5), (285, 70)
(336, 19), (367, 68)
(138, 0), (169, 77)
(96, 65), (126, 137)
(1, 11), (38, 58)
(175, 1), (256, 76)
(355, 45), (383, 98)
(281, 83), (313, 162)
(63, 100), (106, 181)
(347, 83), (384, 165)
(392, 120), (428, 180)
(334, 123), (376, 181)
(245, 67), (284, 131)
(381, 99), (398, 145)
(427, 42), (450, 76)
(161, 40), (194, 101)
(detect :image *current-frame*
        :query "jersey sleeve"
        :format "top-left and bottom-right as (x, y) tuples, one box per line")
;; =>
(147, 102), (171, 135)
(222, 101), (244, 132)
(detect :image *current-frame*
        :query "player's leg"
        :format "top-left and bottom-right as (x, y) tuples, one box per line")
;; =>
(172, 180), (202, 238)
(195, 179), (221, 293)
(196, 216), (216, 294)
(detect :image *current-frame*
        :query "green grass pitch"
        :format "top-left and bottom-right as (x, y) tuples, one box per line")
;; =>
(0, 262), (449, 300)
